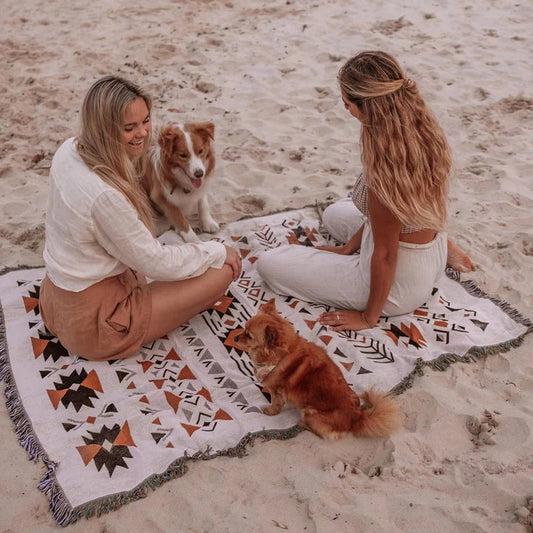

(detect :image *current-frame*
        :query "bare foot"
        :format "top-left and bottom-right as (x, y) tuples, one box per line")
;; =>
(447, 239), (475, 272)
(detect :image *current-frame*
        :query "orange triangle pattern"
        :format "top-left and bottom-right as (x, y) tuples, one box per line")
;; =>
(165, 348), (180, 361)
(341, 362), (354, 372)
(81, 369), (103, 393)
(384, 330), (399, 346)
(47, 389), (68, 410)
(31, 337), (48, 358)
(182, 423), (200, 437)
(139, 395), (149, 404)
(77, 444), (101, 466)
(150, 379), (166, 389)
(197, 387), (213, 402)
(224, 328), (244, 350)
(319, 335), (332, 346)
(152, 417), (161, 425)
(166, 442), (174, 448)
(165, 391), (182, 413)
(22, 296), (39, 313)
(304, 319), (316, 330)
(127, 382), (136, 389)
(178, 366), (196, 380)
(114, 421), (136, 447)
(214, 295), (233, 314)
(139, 361), (154, 373)
(400, 322), (427, 347)
(214, 409), (232, 421)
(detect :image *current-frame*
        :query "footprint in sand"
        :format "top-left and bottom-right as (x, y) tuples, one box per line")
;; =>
(231, 195), (266, 215)
(497, 96), (533, 114)
(519, 233), (533, 256)
(371, 17), (413, 36)
(466, 410), (499, 446)
(195, 80), (219, 94)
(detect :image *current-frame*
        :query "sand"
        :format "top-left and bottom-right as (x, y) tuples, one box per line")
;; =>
(1, 0), (532, 531)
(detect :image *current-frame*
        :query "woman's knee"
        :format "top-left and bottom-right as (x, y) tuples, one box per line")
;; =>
(218, 264), (234, 290)
(322, 199), (364, 242)
(256, 250), (281, 282)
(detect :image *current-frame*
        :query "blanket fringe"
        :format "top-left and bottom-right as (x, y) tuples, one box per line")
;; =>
(391, 316), (531, 396)
(445, 268), (533, 332)
(390, 270), (532, 396)
(0, 309), (47, 463)
(64, 426), (303, 526)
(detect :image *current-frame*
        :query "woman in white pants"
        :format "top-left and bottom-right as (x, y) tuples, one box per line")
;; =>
(257, 51), (472, 332)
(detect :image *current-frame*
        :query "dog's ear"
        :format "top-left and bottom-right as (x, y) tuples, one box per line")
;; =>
(158, 124), (178, 157)
(260, 298), (277, 315)
(264, 325), (280, 348)
(191, 122), (215, 141)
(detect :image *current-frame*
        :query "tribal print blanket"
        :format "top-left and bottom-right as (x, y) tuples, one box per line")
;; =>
(0, 207), (530, 525)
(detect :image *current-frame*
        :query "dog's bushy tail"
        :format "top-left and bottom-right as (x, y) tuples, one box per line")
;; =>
(353, 387), (404, 438)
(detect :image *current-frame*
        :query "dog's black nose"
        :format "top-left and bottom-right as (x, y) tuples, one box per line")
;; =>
(194, 169), (204, 178)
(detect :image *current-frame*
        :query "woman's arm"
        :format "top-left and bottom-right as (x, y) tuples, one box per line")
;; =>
(319, 190), (401, 331)
(363, 190), (401, 325)
(92, 189), (229, 281)
(317, 225), (364, 255)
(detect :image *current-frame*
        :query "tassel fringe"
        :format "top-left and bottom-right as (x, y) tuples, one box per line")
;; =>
(391, 269), (532, 396)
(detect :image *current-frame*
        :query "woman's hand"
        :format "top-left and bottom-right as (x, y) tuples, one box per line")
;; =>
(224, 245), (242, 280)
(316, 227), (363, 255)
(319, 310), (374, 332)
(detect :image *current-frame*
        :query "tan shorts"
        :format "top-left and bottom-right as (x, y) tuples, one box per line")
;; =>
(39, 269), (152, 360)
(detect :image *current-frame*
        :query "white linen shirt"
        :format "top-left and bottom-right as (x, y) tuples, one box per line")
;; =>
(43, 138), (226, 292)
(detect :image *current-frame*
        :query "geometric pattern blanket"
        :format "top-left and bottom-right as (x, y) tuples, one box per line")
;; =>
(0, 207), (531, 525)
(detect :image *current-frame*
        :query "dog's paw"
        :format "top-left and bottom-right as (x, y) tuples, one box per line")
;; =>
(179, 227), (202, 243)
(262, 405), (281, 416)
(201, 215), (220, 234)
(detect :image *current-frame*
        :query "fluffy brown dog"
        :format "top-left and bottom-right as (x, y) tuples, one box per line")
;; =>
(143, 122), (218, 243)
(235, 299), (404, 440)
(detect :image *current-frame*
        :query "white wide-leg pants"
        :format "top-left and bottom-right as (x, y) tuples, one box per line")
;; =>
(257, 198), (447, 316)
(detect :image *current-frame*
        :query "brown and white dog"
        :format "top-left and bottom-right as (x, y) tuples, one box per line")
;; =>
(235, 299), (404, 440)
(143, 122), (219, 243)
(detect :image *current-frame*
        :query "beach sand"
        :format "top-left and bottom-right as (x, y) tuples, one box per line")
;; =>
(1, 0), (532, 531)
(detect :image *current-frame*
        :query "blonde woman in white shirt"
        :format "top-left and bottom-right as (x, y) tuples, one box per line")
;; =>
(39, 76), (241, 360)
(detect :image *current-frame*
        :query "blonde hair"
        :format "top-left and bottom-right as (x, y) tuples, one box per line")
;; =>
(338, 51), (451, 231)
(76, 75), (154, 233)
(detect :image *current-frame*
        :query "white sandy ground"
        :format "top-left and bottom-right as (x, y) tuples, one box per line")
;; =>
(1, 0), (532, 531)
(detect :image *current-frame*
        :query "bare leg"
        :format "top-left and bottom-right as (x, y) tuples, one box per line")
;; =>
(143, 265), (233, 343)
(447, 239), (474, 272)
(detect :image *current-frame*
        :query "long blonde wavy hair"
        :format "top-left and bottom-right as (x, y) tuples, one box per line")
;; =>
(338, 51), (451, 231)
(76, 75), (154, 233)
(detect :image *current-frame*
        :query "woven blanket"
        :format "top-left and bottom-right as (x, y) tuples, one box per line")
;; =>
(1, 207), (531, 525)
